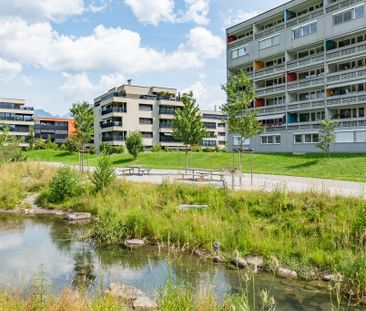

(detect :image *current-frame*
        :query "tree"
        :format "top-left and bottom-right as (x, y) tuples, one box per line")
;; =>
(221, 70), (263, 176)
(125, 131), (144, 159)
(317, 119), (336, 157)
(28, 125), (35, 150)
(70, 101), (94, 172)
(90, 154), (116, 192)
(63, 138), (79, 154)
(172, 92), (208, 168)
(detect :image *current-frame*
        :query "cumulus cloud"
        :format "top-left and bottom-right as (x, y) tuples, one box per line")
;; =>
(224, 10), (260, 27)
(177, 0), (210, 26)
(0, 0), (84, 22)
(0, 58), (22, 82)
(0, 19), (224, 75)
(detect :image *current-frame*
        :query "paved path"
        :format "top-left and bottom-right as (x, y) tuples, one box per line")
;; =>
(39, 162), (366, 198)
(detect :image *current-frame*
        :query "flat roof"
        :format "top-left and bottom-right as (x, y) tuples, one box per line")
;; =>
(34, 117), (74, 122)
(0, 97), (25, 104)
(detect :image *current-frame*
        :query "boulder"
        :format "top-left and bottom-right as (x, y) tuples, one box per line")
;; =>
(231, 257), (247, 268)
(124, 239), (145, 248)
(322, 274), (343, 282)
(65, 212), (91, 220)
(212, 255), (226, 263)
(133, 296), (158, 311)
(277, 267), (298, 279)
(245, 256), (264, 268)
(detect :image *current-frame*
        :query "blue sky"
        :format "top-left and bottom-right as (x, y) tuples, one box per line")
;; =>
(0, 0), (287, 115)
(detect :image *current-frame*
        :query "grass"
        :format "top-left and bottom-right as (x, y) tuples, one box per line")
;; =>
(24, 149), (366, 182)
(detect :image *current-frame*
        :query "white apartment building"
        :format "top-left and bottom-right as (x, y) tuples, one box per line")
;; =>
(0, 97), (34, 147)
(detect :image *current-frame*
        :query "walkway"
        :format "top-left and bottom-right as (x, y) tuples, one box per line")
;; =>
(40, 162), (366, 198)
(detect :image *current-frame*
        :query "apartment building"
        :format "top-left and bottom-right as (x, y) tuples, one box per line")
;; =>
(94, 81), (228, 151)
(34, 117), (75, 144)
(201, 110), (227, 148)
(227, 0), (366, 152)
(0, 97), (34, 147)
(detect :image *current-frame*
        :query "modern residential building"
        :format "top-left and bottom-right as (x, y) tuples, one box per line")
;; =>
(0, 97), (34, 147)
(201, 110), (227, 148)
(94, 81), (228, 151)
(226, 0), (366, 152)
(34, 117), (75, 144)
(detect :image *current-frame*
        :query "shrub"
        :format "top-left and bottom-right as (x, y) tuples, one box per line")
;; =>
(88, 146), (96, 154)
(125, 131), (144, 159)
(35, 139), (47, 150)
(100, 143), (124, 155)
(48, 166), (82, 203)
(152, 144), (162, 152)
(90, 155), (115, 192)
(62, 138), (79, 154)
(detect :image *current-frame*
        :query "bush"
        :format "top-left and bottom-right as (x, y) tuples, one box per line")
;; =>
(125, 131), (144, 159)
(62, 138), (79, 154)
(48, 166), (82, 203)
(0, 138), (23, 165)
(100, 143), (125, 155)
(88, 146), (96, 154)
(45, 139), (58, 150)
(35, 139), (47, 150)
(152, 144), (162, 152)
(90, 155), (115, 192)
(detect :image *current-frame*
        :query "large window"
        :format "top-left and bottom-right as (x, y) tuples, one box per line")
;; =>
(259, 35), (280, 50)
(292, 22), (317, 39)
(231, 45), (249, 59)
(336, 131), (354, 142)
(294, 133), (319, 144)
(139, 104), (153, 111)
(333, 5), (364, 25)
(261, 135), (281, 144)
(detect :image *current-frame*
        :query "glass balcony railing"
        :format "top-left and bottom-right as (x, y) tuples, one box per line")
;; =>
(101, 107), (127, 115)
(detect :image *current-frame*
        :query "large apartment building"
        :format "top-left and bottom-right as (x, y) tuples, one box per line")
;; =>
(0, 97), (34, 147)
(227, 0), (366, 152)
(94, 81), (227, 151)
(34, 117), (75, 144)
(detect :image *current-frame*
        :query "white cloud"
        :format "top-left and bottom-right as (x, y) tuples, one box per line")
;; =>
(0, 19), (224, 75)
(224, 10), (260, 27)
(0, 0), (84, 22)
(123, 0), (175, 25)
(22, 75), (32, 86)
(177, 0), (210, 26)
(88, 0), (111, 13)
(0, 58), (22, 82)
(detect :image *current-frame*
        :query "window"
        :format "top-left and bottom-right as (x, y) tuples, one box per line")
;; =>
(141, 131), (153, 138)
(261, 135), (281, 144)
(232, 45), (249, 59)
(139, 104), (153, 111)
(356, 131), (366, 142)
(294, 133), (319, 144)
(333, 5), (364, 25)
(336, 131), (354, 142)
(139, 118), (153, 125)
(233, 136), (250, 146)
(259, 35), (280, 50)
(292, 22), (317, 39)
(295, 134), (302, 143)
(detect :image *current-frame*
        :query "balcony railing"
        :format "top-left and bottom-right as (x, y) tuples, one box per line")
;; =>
(264, 126), (286, 133)
(255, 105), (286, 114)
(327, 67), (366, 83)
(255, 65), (285, 79)
(159, 124), (173, 129)
(159, 109), (177, 115)
(287, 123), (322, 130)
(287, 54), (324, 70)
(255, 24), (285, 40)
(327, 42), (366, 60)
(255, 84), (286, 96)
(287, 99), (325, 111)
(0, 116), (33, 122)
(327, 93), (366, 107)
(287, 77), (324, 90)
(100, 122), (123, 129)
(101, 107), (126, 115)
(35, 125), (68, 131)
(336, 119), (366, 128)
(326, 0), (364, 13)
(102, 136), (125, 142)
(286, 9), (323, 27)
(228, 35), (254, 46)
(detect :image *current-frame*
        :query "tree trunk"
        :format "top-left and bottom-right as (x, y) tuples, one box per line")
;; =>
(185, 147), (188, 170)
(238, 136), (244, 189)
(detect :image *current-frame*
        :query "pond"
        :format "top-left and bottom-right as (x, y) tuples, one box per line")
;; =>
(0, 214), (358, 310)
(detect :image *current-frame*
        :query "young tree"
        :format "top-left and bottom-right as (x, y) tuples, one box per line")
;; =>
(63, 138), (79, 154)
(70, 101), (94, 171)
(125, 131), (144, 159)
(317, 119), (336, 157)
(90, 154), (116, 192)
(28, 125), (35, 150)
(172, 92), (208, 168)
(221, 70), (263, 176)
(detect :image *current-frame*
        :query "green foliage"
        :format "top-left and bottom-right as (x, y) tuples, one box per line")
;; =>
(63, 137), (79, 154)
(28, 125), (35, 150)
(45, 135), (58, 150)
(31, 264), (50, 311)
(0, 124), (23, 165)
(90, 155), (115, 192)
(48, 166), (82, 203)
(70, 101), (94, 151)
(125, 131), (144, 159)
(151, 144), (162, 152)
(35, 139), (47, 150)
(317, 119), (337, 157)
(100, 143), (125, 155)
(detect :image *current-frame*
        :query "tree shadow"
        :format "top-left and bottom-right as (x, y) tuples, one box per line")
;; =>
(55, 151), (72, 157)
(286, 160), (319, 170)
(112, 157), (134, 166)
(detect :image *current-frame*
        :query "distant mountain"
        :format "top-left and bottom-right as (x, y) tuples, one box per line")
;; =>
(34, 109), (72, 119)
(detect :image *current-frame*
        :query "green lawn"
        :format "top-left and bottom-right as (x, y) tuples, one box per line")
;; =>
(24, 149), (366, 182)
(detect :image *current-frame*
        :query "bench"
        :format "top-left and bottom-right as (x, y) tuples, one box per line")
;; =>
(139, 168), (151, 175)
(118, 168), (134, 176)
(180, 169), (225, 184)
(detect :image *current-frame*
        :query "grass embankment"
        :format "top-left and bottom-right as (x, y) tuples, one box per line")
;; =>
(24, 149), (366, 182)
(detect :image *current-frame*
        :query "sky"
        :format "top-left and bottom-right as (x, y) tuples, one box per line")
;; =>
(0, 0), (288, 115)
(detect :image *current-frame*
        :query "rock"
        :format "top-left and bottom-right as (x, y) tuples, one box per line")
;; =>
(124, 239), (145, 248)
(231, 257), (247, 268)
(133, 296), (157, 310)
(245, 256), (264, 268)
(277, 267), (298, 279)
(193, 248), (208, 258)
(212, 255), (226, 263)
(65, 212), (91, 220)
(322, 274), (343, 282)
(179, 204), (208, 211)
(212, 241), (221, 250)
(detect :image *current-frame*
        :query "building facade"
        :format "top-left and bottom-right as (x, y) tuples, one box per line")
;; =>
(94, 82), (228, 151)
(227, 0), (366, 152)
(0, 97), (34, 147)
(34, 117), (75, 144)
(201, 110), (227, 148)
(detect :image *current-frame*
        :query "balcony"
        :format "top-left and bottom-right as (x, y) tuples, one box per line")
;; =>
(264, 126), (286, 133)
(327, 42), (366, 60)
(287, 77), (324, 90)
(327, 68), (366, 84)
(100, 121), (123, 129)
(286, 8), (323, 27)
(287, 54), (324, 70)
(287, 123), (321, 131)
(228, 35), (254, 46)
(102, 136), (125, 142)
(35, 125), (68, 131)
(336, 119), (366, 128)
(159, 123), (173, 129)
(101, 107), (126, 115)
(255, 24), (285, 40)
(326, 0), (364, 14)
(327, 93), (366, 107)
(287, 99), (325, 111)
(159, 108), (177, 115)
(255, 84), (286, 96)
(255, 105), (286, 114)
(255, 65), (285, 79)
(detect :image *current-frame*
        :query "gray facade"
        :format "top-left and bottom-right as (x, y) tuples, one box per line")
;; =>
(227, 0), (366, 153)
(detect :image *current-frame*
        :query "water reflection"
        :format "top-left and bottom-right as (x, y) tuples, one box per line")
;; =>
(0, 215), (359, 310)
